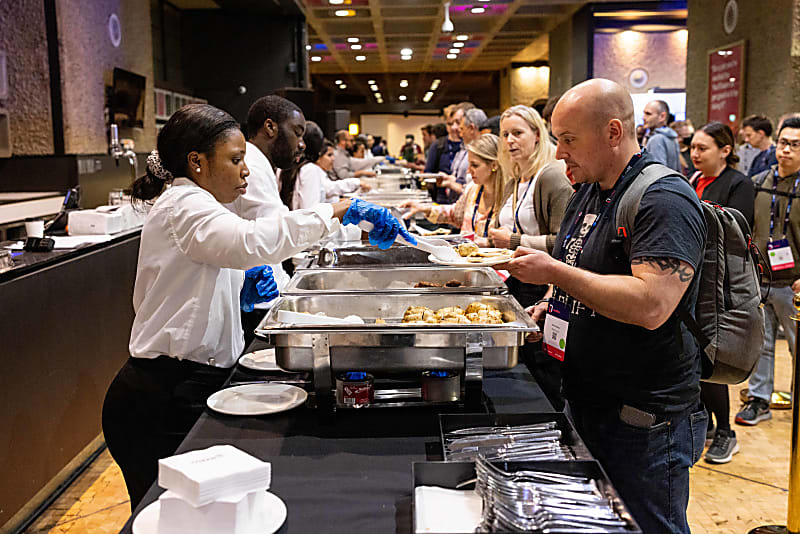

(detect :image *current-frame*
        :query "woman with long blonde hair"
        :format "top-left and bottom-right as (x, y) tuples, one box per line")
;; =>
(489, 105), (573, 255)
(401, 134), (504, 244)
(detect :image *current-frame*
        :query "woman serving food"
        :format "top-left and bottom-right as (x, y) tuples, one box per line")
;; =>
(102, 104), (412, 510)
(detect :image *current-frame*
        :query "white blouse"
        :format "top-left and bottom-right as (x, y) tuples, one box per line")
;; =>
(292, 163), (361, 210)
(498, 176), (541, 236)
(129, 178), (339, 368)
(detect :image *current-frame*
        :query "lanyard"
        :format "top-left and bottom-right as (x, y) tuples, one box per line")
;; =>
(559, 153), (643, 265)
(512, 178), (535, 233)
(769, 169), (800, 240)
(472, 185), (494, 237)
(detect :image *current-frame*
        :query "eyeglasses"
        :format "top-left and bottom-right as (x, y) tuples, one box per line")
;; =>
(777, 138), (800, 151)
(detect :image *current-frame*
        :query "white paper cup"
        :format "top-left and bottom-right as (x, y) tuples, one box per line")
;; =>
(25, 219), (44, 238)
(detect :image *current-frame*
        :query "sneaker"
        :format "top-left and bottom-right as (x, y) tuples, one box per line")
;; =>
(704, 429), (739, 464)
(706, 418), (717, 441)
(735, 399), (772, 426)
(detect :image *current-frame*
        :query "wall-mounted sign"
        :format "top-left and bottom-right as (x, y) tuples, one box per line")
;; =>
(628, 68), (649, 90)
(707, 40), (746, 130)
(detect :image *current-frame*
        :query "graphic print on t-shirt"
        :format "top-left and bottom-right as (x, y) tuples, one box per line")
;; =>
(555, 212), (598, 318)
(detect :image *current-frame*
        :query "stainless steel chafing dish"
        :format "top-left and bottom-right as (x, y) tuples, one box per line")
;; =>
(284, 266), (507, 295)
(313, 242), (434, 268)
(256, 294), (535, 371)
(256, 294), (536, 410)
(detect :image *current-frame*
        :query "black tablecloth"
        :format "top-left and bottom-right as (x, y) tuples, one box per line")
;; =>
(119, 362), (552, 534)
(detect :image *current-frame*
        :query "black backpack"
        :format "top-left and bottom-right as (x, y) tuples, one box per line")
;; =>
(615, 164), (767, 384)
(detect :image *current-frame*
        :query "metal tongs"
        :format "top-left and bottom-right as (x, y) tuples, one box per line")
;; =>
(357, 221), (461, 262)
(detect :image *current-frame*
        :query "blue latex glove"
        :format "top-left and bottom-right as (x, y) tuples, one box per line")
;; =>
(240, 265), (279, 312)
(342, 199), (417, 250)
(385, 156), (396, 164)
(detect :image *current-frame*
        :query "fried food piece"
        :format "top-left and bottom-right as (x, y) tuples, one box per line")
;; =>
(414, 281), (442, 288)
(444, 279), (463, 287)
(435, 306), (465, 320)
(440, 315), (471, 324)
(457, 242), (480, 257)
(466, 302), (490, 314)
(402, 306), (437, 323)
(472, 248), (513, 258)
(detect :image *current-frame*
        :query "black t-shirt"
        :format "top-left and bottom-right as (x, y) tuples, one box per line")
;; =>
(551, 154), (707, 416)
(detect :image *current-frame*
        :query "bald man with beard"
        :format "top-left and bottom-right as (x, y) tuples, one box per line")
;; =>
(504, 79), (707, 534)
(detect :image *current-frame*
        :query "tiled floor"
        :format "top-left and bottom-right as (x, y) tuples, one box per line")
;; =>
(21, 341), (795, 533)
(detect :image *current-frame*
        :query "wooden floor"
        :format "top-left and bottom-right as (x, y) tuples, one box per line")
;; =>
(20, 341), (794, 534)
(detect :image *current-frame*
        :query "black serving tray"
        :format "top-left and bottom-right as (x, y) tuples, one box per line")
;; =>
(411, 460), (642, 534)
(439, 412), (593, 461)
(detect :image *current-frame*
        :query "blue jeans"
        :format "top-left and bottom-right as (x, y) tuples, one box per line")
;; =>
(567, 402), (707, 534)
(749, 285), (796, 402)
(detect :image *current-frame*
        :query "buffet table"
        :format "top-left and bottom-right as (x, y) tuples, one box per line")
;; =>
(119, 360), (552, 533)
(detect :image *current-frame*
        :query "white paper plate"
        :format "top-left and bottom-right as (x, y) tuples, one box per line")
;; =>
(427, 248), (513, 267)
(133, 490), (287, 534)
(207, 383), (307, 416)
(238, 348), (282, 372)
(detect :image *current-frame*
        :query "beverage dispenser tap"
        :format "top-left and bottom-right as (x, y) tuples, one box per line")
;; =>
(109, 123), (138, 182)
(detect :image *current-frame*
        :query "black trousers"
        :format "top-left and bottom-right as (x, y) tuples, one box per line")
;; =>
(102, 356), (230, 511)
(505, 276), (565, 411)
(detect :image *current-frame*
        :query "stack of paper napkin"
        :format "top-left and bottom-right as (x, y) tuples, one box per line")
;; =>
(156, 445), (271, 534)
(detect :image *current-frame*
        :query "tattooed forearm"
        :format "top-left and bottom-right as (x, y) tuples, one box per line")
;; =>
(631, 256), (694, 282)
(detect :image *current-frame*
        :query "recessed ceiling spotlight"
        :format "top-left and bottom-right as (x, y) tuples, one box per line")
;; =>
(375, 92), (382, 98)
(335, 79), (343, 84)
(311, 56), (322, 62)
(400, 80), (409, 87)
(305, 45), (312, 50)
(329, 0), (344, 4)
(401, 55), (412, 61)
(377, 98), (383, 103)
(456, 35), (469, 41)
(340, 84), (347, 89)
(446, 53), (457, 59)
(449, 48), (460, 54)
(347, 37), (359, 43)
(355, 55), (366, 61)
(423, 91), (434, 102)
(370, 84), (379, 91)
(471, 7), (485, 14)
(430, 79), (441, 90)
(335, 9), (355, 16)
(351, 44), (362, 50)
(367, 79), (375, 84)
(399, 95), (407, 101)
(400, 48), (413, 56)
(453, 42), (465, 48)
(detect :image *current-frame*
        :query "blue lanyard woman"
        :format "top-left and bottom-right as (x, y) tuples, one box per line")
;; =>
(472, 185), (494, 237)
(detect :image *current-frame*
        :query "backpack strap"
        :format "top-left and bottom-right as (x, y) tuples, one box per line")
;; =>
(614, 163), (682, 257)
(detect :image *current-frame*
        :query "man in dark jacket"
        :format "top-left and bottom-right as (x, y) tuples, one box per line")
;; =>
(742, 114), (778, 178)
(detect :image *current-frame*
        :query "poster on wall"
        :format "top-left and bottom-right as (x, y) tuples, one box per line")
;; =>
(707, 40), (746, 131)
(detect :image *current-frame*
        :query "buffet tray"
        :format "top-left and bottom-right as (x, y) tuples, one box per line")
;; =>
(313, 242), (435, 267)
(255, 294), (538, 372)
(411, 460), (642, 534)
(283, 266), (507, 295)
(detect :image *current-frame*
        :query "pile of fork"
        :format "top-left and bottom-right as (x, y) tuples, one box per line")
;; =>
(443, 422), (573, 462)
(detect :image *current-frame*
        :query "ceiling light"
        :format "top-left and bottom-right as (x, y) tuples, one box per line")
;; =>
(347, 37), (359, 43)
(453, 42), (465, 48)
(335, 9), (355, 16)
(456, 34), (469, 41)
(305, 45), (312, 50)
(400, 48), (413, 56)
(355, 55), (366, 61)
(423, 91), (434, 102)
(375, 92), (382, 98)
(471, 7), (485, 14)
(399, 95), (407, 101)
(442, 1), (454, 33)
(340, 84), (347, 89)
(335, 79), (343, 84)
(377, 98), (383, 103)
(370, 84), (379, 91)
(351, 44), (362, 50)
(401, 55), (412, 61)
(368, 79), (375, 84)
(329, 0), (344, 3)
(311, 56), (322, 62)
(430, 79), (441, 90)
(400, 80), (409, 87)
(449, 48), (460, 54)
(446, 53), (457, 59)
